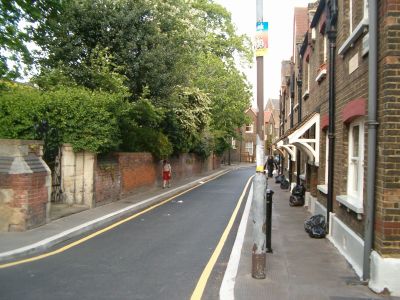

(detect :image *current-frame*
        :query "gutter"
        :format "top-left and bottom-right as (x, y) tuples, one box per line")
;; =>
(362, 0), (378, 282)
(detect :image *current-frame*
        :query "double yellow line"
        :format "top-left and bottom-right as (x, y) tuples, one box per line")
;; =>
(1, 170), (254, 300)
(0, 171), (228, 269)
(191, 174), (254, 300)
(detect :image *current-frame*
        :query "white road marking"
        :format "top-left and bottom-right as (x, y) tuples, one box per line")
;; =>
(219, 184), (253, 300)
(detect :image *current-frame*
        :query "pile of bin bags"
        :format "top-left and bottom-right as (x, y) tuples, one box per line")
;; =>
(275, 174), (290, 189)
(289, 184), (306, 206)
(304, 214), (326, 238)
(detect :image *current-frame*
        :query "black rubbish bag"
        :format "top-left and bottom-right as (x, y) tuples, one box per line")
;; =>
(280, 179), (290, 189)
(289, 194), (304, 206)
(304, 214), (326, 238)
(275, 174), (284, 184)
(309, 226), (326, 238)
(292, 184), (306, 197)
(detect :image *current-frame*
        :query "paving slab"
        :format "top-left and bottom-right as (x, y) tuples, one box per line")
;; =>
(233, 179), (398, 300)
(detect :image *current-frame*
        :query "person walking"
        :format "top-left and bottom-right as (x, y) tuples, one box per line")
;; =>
(266, 155), (275, 178)
(162, 159), (172, 188)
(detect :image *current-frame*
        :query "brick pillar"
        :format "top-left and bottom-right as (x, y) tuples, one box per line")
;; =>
(0, 139), (51, 232)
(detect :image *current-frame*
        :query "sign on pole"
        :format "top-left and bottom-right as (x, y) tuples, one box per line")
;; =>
(255, 22), (269, 57)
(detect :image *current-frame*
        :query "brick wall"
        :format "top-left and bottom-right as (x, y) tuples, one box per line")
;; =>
(374, 0), (400, 257)
(0, 139), (50, 232)
(118, 153), (157, 195)
(94, 152), (220, 206)
(95, 155), (121, 205)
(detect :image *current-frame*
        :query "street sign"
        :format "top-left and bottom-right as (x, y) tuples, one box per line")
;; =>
(255, 22), (268, 57)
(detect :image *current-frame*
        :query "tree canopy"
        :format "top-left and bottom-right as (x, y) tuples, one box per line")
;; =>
(1, 0), (254, 159)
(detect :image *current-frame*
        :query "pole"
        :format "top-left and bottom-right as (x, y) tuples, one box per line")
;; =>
(266, 189), (274, 253)
(326, 0), (338, 232)
(296, 52), (303, 186)
(252, 0), (266, 279)
(363, 0), (378, 282)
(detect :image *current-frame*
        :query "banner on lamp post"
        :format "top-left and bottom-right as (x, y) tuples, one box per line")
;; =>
(255, 21), (268, 57)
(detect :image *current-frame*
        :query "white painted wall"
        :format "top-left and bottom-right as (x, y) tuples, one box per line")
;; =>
(369, 251), (400, 296)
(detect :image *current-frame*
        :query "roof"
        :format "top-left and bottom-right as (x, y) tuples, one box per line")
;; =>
(274, 111), (318, 144)
(293, 7), (309, 46)
(264, 111), (272, 123)
(245, 107), (258, 116)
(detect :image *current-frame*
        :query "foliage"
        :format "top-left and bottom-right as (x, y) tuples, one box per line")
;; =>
(161, 86), (211, 154)
(191, 53), (252, 139)
(32, 47), (129, 95)
(33, 0), (252, 100)
(0, 83), (123, 159)
(119, 90), (172, 158)
(2, 0), (254, 159)
(0, 0), (61, 79)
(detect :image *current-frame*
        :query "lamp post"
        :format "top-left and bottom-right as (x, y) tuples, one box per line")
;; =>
(252, 0), (267, 279)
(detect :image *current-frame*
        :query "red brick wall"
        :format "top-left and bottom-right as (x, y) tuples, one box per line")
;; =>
(118, 153), (157, 195)
(95, 156), (121, 205)
(94, 152), (220, 205)
(0, 172), (48, 231)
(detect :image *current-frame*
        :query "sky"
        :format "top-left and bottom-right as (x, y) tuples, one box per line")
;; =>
(214, 0), (314, 106)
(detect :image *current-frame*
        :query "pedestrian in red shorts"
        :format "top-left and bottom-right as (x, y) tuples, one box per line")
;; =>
(162, 159), (172, 188)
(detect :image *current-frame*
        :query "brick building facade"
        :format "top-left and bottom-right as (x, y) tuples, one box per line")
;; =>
(276, 0), (400, 296)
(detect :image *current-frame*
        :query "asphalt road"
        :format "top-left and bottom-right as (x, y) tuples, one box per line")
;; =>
(0, 167), (254, 300)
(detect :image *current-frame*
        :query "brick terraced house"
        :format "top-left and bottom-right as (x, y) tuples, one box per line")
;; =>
(276, 0), (400, 296)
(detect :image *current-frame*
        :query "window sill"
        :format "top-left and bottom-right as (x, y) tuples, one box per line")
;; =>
(315, 69), (327, 83)
(302, 90), (309, 100)
(338, 18), (369, 56)
(336, 194), (363, 220)
(317, 184), (328, 194)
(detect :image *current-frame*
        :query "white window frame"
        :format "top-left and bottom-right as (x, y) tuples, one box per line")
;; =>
(231, 138), (237, 149)
(323, 35), (328, 62)
(245, 123), (254, 133)
(347, 118), (364, 203)
(349, 0), (353, 33)
(349, 0), (369, 35)
(245, 142), (253, 156)
(325, 134), (329, 184)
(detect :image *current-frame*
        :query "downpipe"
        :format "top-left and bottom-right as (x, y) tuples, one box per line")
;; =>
(362, 0), (378, 282)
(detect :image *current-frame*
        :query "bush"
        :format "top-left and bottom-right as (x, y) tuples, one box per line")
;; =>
(0, 83), (124, 158)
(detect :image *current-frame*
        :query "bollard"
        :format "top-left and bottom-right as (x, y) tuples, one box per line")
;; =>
(266, 189), (274, 253)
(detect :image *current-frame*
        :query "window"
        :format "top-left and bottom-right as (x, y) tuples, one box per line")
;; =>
(347, 118), (364, 202)
(338, 0), (369, 55)
(323, 35), (327, 62)
(231, 138), (236, 149)
(245, 142), (253, 156)
(349, 0), (369, 34)
(245, 123), (254, 133)
(325, 134), (329, 184)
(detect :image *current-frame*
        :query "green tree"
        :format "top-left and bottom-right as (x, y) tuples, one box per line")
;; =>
(0, 0), (60, 79)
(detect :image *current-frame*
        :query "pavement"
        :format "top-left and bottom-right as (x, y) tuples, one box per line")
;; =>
(0, 164), (398, 300)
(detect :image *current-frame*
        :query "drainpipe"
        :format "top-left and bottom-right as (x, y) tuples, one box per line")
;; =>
(289, 71), (295, 186)
(296, 49), (303, 185)
(326, 0), (338, 232)
(363, 0), (378, 282)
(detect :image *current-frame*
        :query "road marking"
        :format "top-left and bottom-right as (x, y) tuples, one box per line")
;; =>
(0, 171), (229, 269)
(190, 175), (254, 300)
(219, 184), (253, 300)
